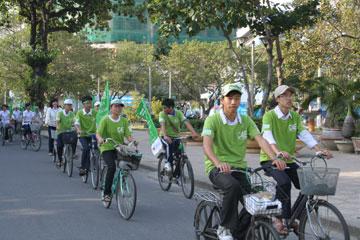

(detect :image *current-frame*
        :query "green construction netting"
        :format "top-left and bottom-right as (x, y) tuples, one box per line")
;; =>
(86, 13), (235, 44)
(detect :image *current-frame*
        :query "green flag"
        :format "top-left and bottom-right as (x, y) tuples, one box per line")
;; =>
(136, 99), (163, 156)
(96, 81), (110, 125)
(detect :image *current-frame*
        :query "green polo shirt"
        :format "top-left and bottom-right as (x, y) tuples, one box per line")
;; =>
(260, 109), (305, 163)
(97, 115), (132, 153)
(75, 109), (96, 137)
(159, 109), (186, 138)
(56, 110), (75, 134)
(202, 112), (260, 175)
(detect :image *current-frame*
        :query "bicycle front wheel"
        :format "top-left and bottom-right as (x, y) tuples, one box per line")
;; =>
(116, 171), (137, 220)
(299, 200), (350, 240)
(64, 145), (73, 177)
(30, 132), (41, 151)
(245, 220), (280, 240)
(180, 156), (194, 199)
(90, 150), (100, 189)
(157, 155), (172, 191)
(194, 200), (220, 240)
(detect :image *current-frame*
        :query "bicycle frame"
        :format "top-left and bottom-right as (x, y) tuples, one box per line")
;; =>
(111, 167), (130, 195)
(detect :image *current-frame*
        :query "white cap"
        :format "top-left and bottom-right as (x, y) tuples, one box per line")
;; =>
(64, 99), (73, 105)
(94, 101), (100, 107)
(274, 85), (295, 98)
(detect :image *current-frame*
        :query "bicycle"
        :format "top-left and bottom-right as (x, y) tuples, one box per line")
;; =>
(0, 122), (13, 145)
(20, 124), (41, 151)
(193, 166), (282, 240)
(99, 138), (142, 220)
(60, 130), (77, 177)
(276, 154), (350, 240)
(80, 133), (100, 189)
(157, 137), (195, 199)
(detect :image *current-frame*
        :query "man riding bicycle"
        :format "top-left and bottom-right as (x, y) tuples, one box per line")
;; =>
(75, 95), (97, 176)
(22, 103), (35, 139)
(0, 104), (12, 141)
(56, 99), (77, 167)
(11, 106), (22, 134)
(260, 85), (332, 235)
(202, 83), (285, 240)
(96, 98), (136, 207)
(159, 98), (200, 175)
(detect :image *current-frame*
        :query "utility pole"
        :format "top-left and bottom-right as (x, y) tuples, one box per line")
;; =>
(250, 40), (255, 108)
(169, 71), (172, 98)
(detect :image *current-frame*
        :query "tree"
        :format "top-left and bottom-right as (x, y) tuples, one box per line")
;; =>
(159, 40), (236, 114)
(46, 31), (109, 99)
(4, 0), (114, 106)
(117, 0), (320, 116)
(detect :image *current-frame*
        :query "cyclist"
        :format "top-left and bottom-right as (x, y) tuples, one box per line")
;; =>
(11, 106), (22, 134)
(22, 103), (35, 139)
(56, 99), (77, 167)
(202, 83), (285, 240)
(0, 104), (12, 141)
(260, 85), (332, 234)
(75, 95), (97, 176)
(94, 101), (100, 113)
(96, 98), (135, 206)
(45, 99), (61, 156)
(159, 98), (200, 175)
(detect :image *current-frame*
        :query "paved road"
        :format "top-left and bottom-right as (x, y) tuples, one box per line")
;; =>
(0, 139), (198, 240)
(0, 137), (300, 240)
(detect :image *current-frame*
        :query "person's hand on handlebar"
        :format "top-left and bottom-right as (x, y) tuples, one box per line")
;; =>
(271, 158), (287, 171)
(216, 162), (231, 173)
(97, 137), (104, 145)
(316, 149), (333, 159)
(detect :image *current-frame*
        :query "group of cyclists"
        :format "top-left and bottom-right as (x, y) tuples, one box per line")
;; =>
(2, 82), (333, 240)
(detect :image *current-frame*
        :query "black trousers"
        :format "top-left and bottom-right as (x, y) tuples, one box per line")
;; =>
(79, 136), (92, 170)
(48, 126), (56, 153)
(209, 168), (252, 235)
(261, 161), (301, 219)
(160, 137), (181, 164)
(57, 132), (77, 160)
(102, 150), (117, 196)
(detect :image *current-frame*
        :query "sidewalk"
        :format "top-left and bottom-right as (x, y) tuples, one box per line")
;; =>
(132, 130), (360, 237)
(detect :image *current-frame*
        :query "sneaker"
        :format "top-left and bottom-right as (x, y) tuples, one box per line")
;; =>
(164, 162), (172, 172)
(48, 152), (53, 156)
(79, 168), (87, 176)
(102, 194), (112, 208)
(217, 225), (233, 240)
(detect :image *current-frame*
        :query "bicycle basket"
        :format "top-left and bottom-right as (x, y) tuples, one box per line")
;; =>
(30, 124), (41, 132)
(297, 167), (340, 196)
(61, 131), (77, 144)
(116, 145), (142, 170)
(244, 193), (282, 216)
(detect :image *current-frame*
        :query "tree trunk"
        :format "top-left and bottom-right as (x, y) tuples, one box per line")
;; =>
(275, 36), (284, 86)
(260, 37), (274, 116)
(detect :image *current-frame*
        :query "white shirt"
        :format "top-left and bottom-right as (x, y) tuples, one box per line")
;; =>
(45, 107), (62, 127)
(262, 106), (318, 149)
(22, 110), (35, 125)
(12, 110), (22, 121)
(0, 110), (11, 124)
(219, 109), (242, 126)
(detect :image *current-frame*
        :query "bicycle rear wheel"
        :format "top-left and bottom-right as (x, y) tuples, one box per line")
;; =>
(30, 131), (41, 151)
(157, 154), (172, 191)
(299, 200), (350, 240)
(90, 150), (100, 189)
(180, 156), (194, 199)
(194, 200), (220, 240)
(245, 220), (280, 240)
(116, 171), (137, 220)
(64, 145), (73, 177)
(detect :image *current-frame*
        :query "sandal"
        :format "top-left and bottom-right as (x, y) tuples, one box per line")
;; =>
(273, 218), (288, 235)
(102, 194), (112, 208)
(291, 222), (300, 235)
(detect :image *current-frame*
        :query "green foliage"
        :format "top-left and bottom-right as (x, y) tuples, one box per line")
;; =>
(151, 97), (163, 120)
(183, 119), (205, 132)
(123, 91), (144, 123)
(22, 48), (58, 68)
